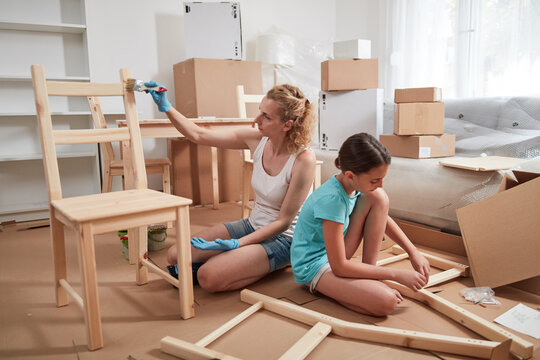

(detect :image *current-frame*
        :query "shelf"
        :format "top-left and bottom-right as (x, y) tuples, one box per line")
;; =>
(0, 151), (98, 162)
(0, 74), (90, 81)
(0, 20), (86, 33)
(0, 112), (125, 117)
(0, 203), (49, 216)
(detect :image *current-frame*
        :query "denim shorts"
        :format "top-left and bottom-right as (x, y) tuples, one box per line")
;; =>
(224, 218), (292, 272)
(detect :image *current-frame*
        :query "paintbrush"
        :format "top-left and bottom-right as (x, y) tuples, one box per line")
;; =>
(125, 78), (167, 92)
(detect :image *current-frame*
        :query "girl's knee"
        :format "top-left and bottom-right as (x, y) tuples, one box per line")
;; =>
(370, 288), (398, 316)
(369, 188), (389, 210)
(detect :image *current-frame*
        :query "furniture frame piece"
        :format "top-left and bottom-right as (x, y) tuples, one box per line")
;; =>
(236, 85), (323, 219)
(160, 289), (510, 360)
(31, 65), (195, 351)
(378, 246), (533, 359)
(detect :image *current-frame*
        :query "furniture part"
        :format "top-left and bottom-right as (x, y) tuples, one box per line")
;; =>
(160, 289), (511, 359)
(31, 64), (194, 350)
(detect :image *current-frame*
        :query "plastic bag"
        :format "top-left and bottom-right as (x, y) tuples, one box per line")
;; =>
(460, 287), (501, 305)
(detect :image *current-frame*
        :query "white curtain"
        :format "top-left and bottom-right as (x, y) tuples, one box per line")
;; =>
(381, 0), (540, 100)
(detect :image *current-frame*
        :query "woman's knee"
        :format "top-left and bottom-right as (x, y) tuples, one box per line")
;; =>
(197, 264), (226, 292)
(166, 245), (177, 265)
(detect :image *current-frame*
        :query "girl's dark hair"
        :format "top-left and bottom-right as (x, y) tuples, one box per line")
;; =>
(334, 133), (391, 174)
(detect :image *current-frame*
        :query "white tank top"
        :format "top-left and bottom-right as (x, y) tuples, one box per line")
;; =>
(248, 137), (310, 239)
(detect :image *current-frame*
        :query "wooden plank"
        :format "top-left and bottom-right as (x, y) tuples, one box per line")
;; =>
(59, 279), (83, 309)
(53, 128), (130, 145)
(240, 290), (509, 359)
(384, 282), (534, 359)
(161, 336), (242, 360)
(439, 156), (526, 172)
(46, 81), (123, 96)
(278, 322), (331, 360)
(390, 245), (469, 275)
(210, 146), (219, 209)
(196, 301), (263, 347)
(425, 268), (464, 287)
(141, 259), (179, 288)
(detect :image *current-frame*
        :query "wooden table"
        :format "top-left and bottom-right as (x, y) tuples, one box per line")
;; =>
(117, 118), (255, 209)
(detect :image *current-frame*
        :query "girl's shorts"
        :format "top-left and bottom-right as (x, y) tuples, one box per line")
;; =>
(308, 262), (331, 294)
(224, 218), (292, 272)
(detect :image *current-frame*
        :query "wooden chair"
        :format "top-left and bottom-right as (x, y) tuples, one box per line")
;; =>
(31, 64), (195, 351)
(87, 96), (173, 232)
(236, 85), (322, 218)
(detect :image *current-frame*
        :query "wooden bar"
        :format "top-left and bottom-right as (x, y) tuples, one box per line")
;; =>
(240, 289), (510, 359)
(161, 336), (242, 360)
(140, 259), (179, 287)
(384, 282), (534, 359)
(390, 245), (469, 275)
(196, 301), (263, 347)
(46, 81), (123, 96)
(176, 206), (194, 319)
(425, 268), (465, 288)
(375, 252), (409, 266)
(59, 279), (84, 309)
(278, 322), (332, 360)
(53, 128), (130, 145)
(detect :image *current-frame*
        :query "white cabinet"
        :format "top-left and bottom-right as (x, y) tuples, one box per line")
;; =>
(0, 0), (101, 223)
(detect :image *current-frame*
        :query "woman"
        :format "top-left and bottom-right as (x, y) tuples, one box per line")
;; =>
(145, 81), (316, 292)
(290, 133), (430, 316)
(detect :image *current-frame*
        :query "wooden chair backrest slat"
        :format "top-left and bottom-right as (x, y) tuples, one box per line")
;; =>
(87, 96), (115, 162)
(31, 64), (148, 202)
(236, 85), (264, 161)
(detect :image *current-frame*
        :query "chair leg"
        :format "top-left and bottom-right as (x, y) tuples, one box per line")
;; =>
(210, 146), (219, 210)
(76, 223), (103, 350)
(50, 207), (68, 307)
(163, 165), (173, 228)
(241, 162), (253, 219)
(176, 206), (194, 319)
(135, 226), (148, 285)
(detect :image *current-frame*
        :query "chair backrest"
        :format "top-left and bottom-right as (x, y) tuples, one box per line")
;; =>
(236, 85), (264, 161)
(87, 96), (116, 165)
(31, 65), (147, 201)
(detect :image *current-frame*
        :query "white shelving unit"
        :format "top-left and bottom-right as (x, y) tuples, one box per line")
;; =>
(0, 0), (102, 223)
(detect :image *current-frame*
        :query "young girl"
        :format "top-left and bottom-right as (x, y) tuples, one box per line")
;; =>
(290, 133), (430, 316)
(145, 82), (317, 292)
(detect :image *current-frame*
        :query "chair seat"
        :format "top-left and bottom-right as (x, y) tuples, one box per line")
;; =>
(110, 157), (171, 168)
(52, 189), (191, 224)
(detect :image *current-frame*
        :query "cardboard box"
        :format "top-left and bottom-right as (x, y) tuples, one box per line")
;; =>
(321, 59), (378, 91)
(184, 2), (242, 60)
(379, 134), (455, 159)
(456, 171), (540, 288)
(319, 89), (383, 151)
(171, 139), (244, 205)
(393, 102), (445, 135)
(173, 58), (262, 118)
(333, 39), (371, 59)
(394, 87), (442, 103)
(172, 58), (262, 205)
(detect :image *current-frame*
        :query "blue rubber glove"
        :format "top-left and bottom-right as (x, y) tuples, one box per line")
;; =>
(144, 81), (171, 112)
(190, 237), (239, 251)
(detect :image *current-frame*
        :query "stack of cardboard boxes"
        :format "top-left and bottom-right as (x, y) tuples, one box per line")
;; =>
(319, 39), (384, 151)
(170, 2), (262, 205)
(380, 87), (455, 158)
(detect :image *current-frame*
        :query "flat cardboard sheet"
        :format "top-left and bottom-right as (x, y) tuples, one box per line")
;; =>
(439, 156), (527, 171)
(457, 172), (540, 288)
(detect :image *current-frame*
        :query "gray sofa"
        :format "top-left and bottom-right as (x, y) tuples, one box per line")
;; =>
(314, 96), (540, 234)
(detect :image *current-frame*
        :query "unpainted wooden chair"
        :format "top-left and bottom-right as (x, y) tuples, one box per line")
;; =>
(236, 85), (322, 218)
(31, 64), (194, 351)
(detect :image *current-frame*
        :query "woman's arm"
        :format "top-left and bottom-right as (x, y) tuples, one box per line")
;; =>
(385, 217), (430, 281)
(166, 107), (261, 151)
(324, 220), (427, 290)
(237, 149), (317, 246)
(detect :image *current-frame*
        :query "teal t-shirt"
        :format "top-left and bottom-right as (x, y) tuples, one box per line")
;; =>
(290, 175), (361, 284)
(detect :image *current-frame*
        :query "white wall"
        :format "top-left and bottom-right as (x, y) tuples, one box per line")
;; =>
(84, 0), (338, 189)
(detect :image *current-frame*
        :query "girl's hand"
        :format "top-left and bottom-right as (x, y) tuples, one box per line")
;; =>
(409, 250), (430, 283)
(395, 269), (427, 291)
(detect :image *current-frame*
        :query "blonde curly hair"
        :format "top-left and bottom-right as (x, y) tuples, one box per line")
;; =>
(266, 84), (315, 154)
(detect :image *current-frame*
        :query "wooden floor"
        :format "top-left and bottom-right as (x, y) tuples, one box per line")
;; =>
(1, 202), (539, 360)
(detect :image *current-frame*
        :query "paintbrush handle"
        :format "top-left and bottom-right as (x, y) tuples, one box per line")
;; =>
(143, 85), (167, 92)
